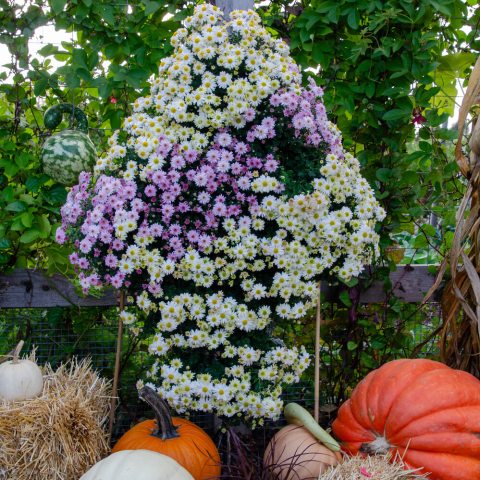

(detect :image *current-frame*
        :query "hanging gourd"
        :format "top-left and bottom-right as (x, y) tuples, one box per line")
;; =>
(112, 386), (221, 480)
(41, 103), (97, 186)
(332, 359), (480, 480)
(0, 340), (43, 401)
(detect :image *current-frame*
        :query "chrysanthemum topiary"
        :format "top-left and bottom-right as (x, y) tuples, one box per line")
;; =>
(57, 4), (385, 424)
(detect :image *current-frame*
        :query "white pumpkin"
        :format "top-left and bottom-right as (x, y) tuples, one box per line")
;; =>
(80, 450), (194, 480)
(0, 341), (43, 401)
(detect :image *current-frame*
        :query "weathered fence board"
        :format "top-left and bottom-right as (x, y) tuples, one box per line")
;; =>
(0, 266), (437, 309)
(0, 269), (117, 308)
(359, 265), (437, 303)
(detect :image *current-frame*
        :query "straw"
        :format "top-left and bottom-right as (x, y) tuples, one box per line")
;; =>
(0, 357), (111, 480)
(318, 453), (429, 480)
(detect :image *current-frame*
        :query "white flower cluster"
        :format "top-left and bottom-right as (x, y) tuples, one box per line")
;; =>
(134, 292), (309, 420)
(97, 3), (301, 171)
(61, 4), (386, 423)
(116, 144), (383, 419)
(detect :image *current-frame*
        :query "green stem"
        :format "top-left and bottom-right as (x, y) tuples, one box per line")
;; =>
(139, 386), (180, 440)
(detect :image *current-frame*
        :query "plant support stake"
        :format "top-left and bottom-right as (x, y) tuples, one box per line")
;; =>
(315, 281), (321, 423)
(109, 290), (125, 439)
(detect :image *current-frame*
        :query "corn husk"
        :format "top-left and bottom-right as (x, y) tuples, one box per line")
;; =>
(0, 357), (111, 480)
(422, 56), (480, 377)
(318, 453), (429, 480)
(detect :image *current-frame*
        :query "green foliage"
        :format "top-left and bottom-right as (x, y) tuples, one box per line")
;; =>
(278, 297), (441, 403)
(0, 109), (71, 272)
(0, 0), (192, 272)
(258, 0), (479, 401)
(260, 0), (477, 254)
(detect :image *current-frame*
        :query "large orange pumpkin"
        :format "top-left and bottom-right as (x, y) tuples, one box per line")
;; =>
(113, 386), (220, 480)
(332, 359), (480, 480)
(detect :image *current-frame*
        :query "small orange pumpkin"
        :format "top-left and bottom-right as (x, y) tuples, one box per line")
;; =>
(113, 386), (220, 480)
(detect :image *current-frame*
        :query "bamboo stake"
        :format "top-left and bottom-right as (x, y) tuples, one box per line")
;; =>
(314, 281), (322, 423)
(108, 290), (125, 440)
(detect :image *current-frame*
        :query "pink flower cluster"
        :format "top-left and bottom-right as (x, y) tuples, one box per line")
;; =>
(269, 79), (344, 156)
(58, 172), (143, 291)
(139, 132), (282, 260)
(58, 81), (345, 294)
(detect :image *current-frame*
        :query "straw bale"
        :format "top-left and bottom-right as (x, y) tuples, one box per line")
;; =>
(318, 453), (429, 480)
(0, 358), (111, 480)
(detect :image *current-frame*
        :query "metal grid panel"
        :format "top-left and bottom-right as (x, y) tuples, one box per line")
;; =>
(0, 302), (441, 445)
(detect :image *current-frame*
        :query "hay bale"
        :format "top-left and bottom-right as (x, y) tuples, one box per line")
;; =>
(0, 358), (111, 480)
(318, 453), (429, 480)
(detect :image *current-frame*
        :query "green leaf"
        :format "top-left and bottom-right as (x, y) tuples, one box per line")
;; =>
(347, 341), (357, 351)
(421, 224), (437, 236)
(347, 8), (360, 30)
(144, 0), (162, 15)
(0, 238), (11, 249)
(0, 159), (19, 177)
(6, 201), (27, 212)
(15, 152), (32, 169)
(339, 290), (352, 307)
(19, 229), (41, 243)
(383, 109), (409, 121)
(35, 215), (52, 235)
(360, 351), (375, 368)
(376, 168), (392, 182)
(20, 212), (34, 228)
(42, 185), (67, 205)
(72, 48), (88, 71)
(50, 0), (68, 15)
(371, 339), (385, 350)
(34, 77), (49, 96)
(26, 175), (49, 192)
(414, 234), (428, 248)
(37, 44), (58, 57)
(429, 0), (453, 16)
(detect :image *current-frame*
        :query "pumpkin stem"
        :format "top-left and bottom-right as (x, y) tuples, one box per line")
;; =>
(12, 340), (24, 364)
(139, 386), (180, 440)
(360, 436), (391, 455)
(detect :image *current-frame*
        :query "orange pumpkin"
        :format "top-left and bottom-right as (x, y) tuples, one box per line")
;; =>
(263, 425), (341, 479)
(332, 359), (480, 480)
(113, 386), (220, 480)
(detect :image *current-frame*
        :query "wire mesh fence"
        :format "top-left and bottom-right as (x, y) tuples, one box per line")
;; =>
(0, 298), (442, 449)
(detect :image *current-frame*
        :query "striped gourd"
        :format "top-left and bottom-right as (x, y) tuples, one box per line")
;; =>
(41, 104), (97, 186)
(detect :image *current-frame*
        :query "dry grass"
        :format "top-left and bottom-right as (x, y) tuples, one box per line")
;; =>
(318, 453), (429, 480)
(0, 357), (111, 480)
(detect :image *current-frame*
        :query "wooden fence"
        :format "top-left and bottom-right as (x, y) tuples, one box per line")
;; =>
(0, 265), (437, 309)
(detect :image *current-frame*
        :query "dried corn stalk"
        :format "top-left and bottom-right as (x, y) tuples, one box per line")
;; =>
(424, 56), (480, 377)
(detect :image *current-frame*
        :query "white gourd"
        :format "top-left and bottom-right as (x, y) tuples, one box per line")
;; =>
(0, 341), (44, 401)
(80, 450), (194, 480)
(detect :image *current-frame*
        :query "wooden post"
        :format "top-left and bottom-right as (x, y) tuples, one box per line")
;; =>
(108, 291), (125, 440)
(215, 0), (254, 18)
(314, 282), (321, 423)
